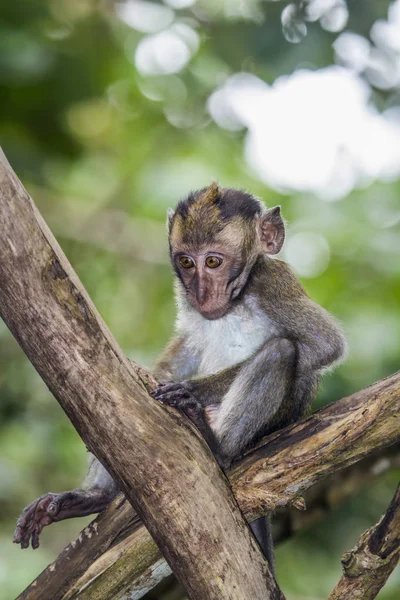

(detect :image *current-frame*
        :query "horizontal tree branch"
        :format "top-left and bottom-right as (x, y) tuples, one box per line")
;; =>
(328, 483), (400, 600)
(18, 374), (400, 600)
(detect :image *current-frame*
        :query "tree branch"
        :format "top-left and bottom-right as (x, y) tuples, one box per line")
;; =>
(328, 483), (400, 600)
(274, 445), (400, 541)
(0, 148), (281, 600)
(230, 371), (400, 520)
(17, 374), (400, 600)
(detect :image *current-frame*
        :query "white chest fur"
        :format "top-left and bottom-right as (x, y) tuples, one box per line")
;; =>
(176, 296), (278, 377)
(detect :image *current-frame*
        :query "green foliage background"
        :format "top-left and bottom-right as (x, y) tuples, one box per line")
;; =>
(0, 1), (399, 599)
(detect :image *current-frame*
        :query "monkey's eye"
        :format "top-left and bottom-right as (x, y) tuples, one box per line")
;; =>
(179, 256), (194, 269)
(205, 256), (222, 269)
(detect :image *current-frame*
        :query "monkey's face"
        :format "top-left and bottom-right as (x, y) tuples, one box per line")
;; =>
(170, 220), (250, 320)
(173, 243), (247, 320)
(168, 184), (285, 319)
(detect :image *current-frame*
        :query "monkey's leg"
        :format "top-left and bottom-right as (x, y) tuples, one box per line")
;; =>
(250, 515), (275, 573)
(14, 455), (118, 549)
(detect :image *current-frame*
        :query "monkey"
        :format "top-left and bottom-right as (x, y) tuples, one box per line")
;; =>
(13, 183), (347, 572)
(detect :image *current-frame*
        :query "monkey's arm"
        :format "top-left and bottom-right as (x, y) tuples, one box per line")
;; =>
(153, 364), (243, 407)
(153, 302), (346, 467)
(14, 454), (118, 549)
(154, 297), (345, 407)
(290, 298), (347, 373)
(153, 336), (201, 381)
(152, 336), (297, 467)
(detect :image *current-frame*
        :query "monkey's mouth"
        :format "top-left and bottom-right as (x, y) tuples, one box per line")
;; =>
(199, 307), (228, 320)
(192, 300), (229, 320)
(187, 290), (230, 320)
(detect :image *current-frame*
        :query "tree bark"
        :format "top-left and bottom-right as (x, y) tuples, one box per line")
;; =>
(0, 149), (281, 599)
(17, 375), (400, 599)
(230, 371), (400, 520)
(328, 483), (400, 600)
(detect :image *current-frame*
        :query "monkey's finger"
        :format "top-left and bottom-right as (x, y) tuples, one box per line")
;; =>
(156, 388), (190, 399)
(150, 388), (170, 399)
(152, 388), (187, 402)
(151, 388), (170, 400)
(14, 526), (31, 547)
(153, 382), (172, 390)
(161, 383), (184, 391)
(155, 390), (191, 405)
(46, 491), (83, 520)
(152, 382), (185, 396)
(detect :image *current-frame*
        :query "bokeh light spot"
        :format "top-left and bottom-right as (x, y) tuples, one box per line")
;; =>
(333, 32), (370, 73)
(320, 1), (348, 33)
(116, 0), (174, 34)
(134, 25), (199, 75)
(209, 66), (400, 199)
(65, 99), (114, 142)
(281, 4), (307, 44)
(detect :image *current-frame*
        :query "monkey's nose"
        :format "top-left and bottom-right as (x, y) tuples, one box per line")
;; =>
(194, 278), (207, 304)
(196, 289), (207, 304)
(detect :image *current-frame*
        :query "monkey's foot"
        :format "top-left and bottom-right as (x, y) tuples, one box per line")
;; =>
(14, 493), (59, 549)
(13, 490), (103, 549)
(150, 381), (198, 408)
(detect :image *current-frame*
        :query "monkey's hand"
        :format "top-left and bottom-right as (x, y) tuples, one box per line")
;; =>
(151, 381), (207, 437)
(150, 381), (198, 409)
(151, 383), (230, 470)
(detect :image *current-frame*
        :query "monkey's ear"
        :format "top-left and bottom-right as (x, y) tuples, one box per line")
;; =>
(258, 206), (285, 254)
(166, 208), (175, 231)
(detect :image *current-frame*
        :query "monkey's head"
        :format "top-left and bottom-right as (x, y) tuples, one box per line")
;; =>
(167, 183), (285, 320)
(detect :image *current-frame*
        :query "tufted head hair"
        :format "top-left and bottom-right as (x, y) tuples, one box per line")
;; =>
(168, 183), (264, 250)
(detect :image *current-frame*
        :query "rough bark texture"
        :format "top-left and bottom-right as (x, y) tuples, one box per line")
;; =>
(18, 379), (400, 600)
(273, 445), (400, 542)
(328, 484), (400, 600)
(231, 372), (400, 520)
(0, 149), (281, 600)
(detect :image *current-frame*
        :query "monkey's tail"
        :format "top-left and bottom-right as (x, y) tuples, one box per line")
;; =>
(250, 514), (275, 575)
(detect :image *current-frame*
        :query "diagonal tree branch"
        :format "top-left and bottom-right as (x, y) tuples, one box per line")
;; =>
(328, 483), (400, 600)
(17, 373), (400, 600)
(0, 148), (281, 600)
